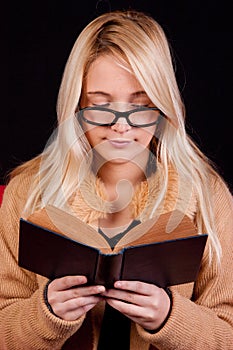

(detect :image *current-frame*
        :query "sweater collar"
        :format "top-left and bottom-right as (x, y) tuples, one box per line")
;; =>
(69, 165), (196, 226)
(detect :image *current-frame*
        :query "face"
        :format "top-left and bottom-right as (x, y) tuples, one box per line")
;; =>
(80, 55), (158, 168)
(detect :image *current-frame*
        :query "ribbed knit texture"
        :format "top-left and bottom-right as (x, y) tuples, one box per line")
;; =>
(0, 169), (232, 349)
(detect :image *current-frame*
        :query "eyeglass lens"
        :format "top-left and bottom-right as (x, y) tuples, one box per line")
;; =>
(81, 108), (161, 126)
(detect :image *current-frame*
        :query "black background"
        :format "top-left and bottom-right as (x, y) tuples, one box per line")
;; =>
(1, 1), (232, 190)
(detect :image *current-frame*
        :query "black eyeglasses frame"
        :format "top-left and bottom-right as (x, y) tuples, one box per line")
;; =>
(77, 106), (163, 127)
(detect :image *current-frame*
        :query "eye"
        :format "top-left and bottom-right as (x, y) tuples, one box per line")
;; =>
(92, 103), (110, 107)
(131, 104), (149, 108)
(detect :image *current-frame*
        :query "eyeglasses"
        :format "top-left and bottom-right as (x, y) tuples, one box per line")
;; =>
(77, 106), (163, 128)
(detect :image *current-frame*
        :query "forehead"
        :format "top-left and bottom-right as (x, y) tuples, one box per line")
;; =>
(83, 55), (143, 93)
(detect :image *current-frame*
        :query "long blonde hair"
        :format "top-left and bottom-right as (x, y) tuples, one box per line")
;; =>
(12, 10), (225, 260)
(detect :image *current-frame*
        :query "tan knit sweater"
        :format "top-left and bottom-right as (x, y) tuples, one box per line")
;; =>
(0, 168), (233, 349)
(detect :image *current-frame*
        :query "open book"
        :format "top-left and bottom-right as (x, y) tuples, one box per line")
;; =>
(18, 206), (208, 288)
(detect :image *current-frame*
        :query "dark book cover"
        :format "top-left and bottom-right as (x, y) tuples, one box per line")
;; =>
(18, 209), (208, 288)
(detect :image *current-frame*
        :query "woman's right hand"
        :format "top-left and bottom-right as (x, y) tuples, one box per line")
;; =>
(47, 275), (105, 321)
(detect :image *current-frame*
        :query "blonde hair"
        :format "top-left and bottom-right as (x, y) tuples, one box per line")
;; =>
(12, 10), (225, 260)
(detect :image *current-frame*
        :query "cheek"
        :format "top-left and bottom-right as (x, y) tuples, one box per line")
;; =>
(84, 127), (103, 147)
(84, 130), (95, 147)
(137, 127), (155, 147)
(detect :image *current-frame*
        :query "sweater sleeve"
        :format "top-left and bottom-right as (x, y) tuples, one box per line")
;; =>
(0, 173), (85, 349)
(136, 178), (233, 349)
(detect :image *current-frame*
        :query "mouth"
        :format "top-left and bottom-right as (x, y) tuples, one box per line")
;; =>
(107, 139), (133, 148)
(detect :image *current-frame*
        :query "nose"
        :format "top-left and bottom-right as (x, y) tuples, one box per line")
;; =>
(111, 117), (132, 133)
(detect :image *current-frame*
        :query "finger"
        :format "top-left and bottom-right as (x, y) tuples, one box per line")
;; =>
(106, 297), (142, 317)
(50, 275), (88, 291)
(103, 288), (145, 307)
(48, 282), (105, 305)
(53, 294), (103, 316)
(60, 285), (105, 302)
(106, 297), (159, 328)
(56, 300), (101, 321)
(114, 280), (156, 295)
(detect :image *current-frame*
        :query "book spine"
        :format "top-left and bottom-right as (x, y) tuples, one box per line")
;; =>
(95, 253), (123, 288)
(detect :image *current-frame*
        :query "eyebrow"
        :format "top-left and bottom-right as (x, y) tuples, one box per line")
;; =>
(86, 91), (111, 97)
(86, 91), (147, 97)
(130, 91), (147, 97)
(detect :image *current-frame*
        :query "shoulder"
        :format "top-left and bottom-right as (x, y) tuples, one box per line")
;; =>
(2, 159), (40, 215)
(209, 174), (233, 215)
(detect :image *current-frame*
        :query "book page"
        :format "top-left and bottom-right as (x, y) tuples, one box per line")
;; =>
(113, 210), (198, 252)
(27, 205), (112, 252)
(27, 206), (198, 254)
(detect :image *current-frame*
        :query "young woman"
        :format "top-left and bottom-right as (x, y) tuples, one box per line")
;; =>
(0, 10), (232, 350)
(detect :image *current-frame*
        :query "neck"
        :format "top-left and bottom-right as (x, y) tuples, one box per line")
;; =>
(96, 168), (138, 232)
(91, 150), (149, 229)
(92, 149), (149, 188)
(99, 162), (145, 186)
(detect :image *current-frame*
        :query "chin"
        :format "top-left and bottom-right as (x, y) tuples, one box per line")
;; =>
(107, 158), (133, 165)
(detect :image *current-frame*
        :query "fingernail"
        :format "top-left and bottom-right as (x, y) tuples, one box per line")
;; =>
(115, 281), (122, 288)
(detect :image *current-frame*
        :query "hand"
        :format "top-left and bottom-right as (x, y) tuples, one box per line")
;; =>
(47, 275), (105, 321)
(101, 280), (171, 331)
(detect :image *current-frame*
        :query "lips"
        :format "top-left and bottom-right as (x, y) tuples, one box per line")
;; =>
(108, 139), (132, 148)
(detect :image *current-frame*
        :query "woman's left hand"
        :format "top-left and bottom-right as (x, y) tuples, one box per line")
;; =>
(101, 280), (171, 331)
